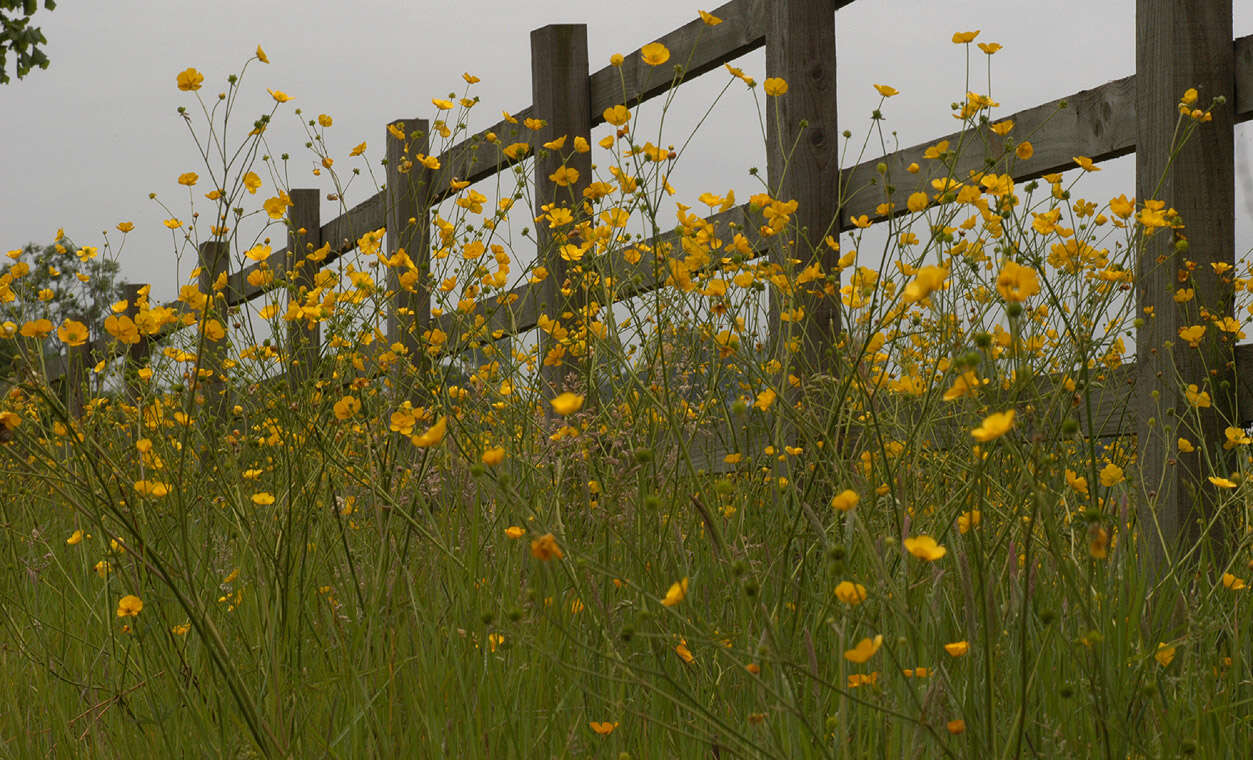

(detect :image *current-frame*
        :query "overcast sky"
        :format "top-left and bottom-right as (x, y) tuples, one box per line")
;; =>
(2, 0), (1250, 306)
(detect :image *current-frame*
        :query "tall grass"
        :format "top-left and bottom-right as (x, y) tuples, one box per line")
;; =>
(1, 28), (1250, 759)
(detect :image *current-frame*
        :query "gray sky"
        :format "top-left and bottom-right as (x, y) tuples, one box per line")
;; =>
(2, 0), (1250, 305)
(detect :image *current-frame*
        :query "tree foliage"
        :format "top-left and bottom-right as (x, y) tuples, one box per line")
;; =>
(0, 1), (56, 84)
(1, 236), (123, 377)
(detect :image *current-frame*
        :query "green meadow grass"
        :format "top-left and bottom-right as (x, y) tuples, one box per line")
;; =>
(1, 33), (1251, 759)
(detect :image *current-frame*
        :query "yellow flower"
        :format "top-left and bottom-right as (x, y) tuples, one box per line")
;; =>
(754, 388), (776, 411)
(1185, 384), (1212, 408)
(66, 529), (86, 546)
(640, 42), (670, 66)
(1015, 141), (1034, 160)
(603, 105), (631, 126)
(482, 447), (506, 466)
(116, 595), (143, 618)
(1178, 325), (1206, 347)
(661, 577), (689, 607)
(134, 480), (170, 497)
(256, 45), (269, 63)
(350, 141), (367, 157)
(1073, 155), (1100, 172)
(698, 10), (722, 25)
(243, 171), (262, 194)
(116, 221), (134, 233)
(957, 510), (981, 534)
(267, 88), (292, 103)
(903, 535), (947, 561)
(763, 77), (788, 96)
(610, 53), (624, 67)
(978, 42), (1002, 54)
(431, 98), (454, 110)
(675, 641), (695, 663)
(843, 634), (882, 664)
(589, 721), (618, 735)
(1099, 463), (1125, 487)
(176, 68), (204, 91)
(502, 142), (531, 161)
(1209, 476), (1237, 489)
(263, 191), (292, 219)
(830, 489), (859, 512)
(873, 84), (898, 97)
(1222, 572), (1246, 590)
(251, 492), (276, 506)
(971, 410), (1014, 442)
(947, 719), (966, 735)
(530, 532), (563, 561)
(163, 218), (183, 229)
(996, 260), (1040, 302)
(834, 581), (867, 605)
(333, 395), (361, 420)
(906, 191), (929, 214)
(952, 30), (980, 44)
(550, 393), (584, 416)
(1154, 643), (1176, 667)
(57, 319), (88, 347)
(411, 416), (448, 447)
(549, 166), (579, 187)
(943, 640), (969, 657)
(1178, 437), (1195, 453)
(504, 526), (525, 539)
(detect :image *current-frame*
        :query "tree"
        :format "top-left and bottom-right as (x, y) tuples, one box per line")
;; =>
(1, 1), (56, 84)
(1, 234), (123, 379)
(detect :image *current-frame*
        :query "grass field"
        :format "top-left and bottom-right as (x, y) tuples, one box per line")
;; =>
(1, 33), (1251, 759)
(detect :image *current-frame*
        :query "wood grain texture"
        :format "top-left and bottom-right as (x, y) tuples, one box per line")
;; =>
(286, 189), (321, 385)
(765, 0), (841, 373)
(531, 24), (594, 394)
(197, 240), (231, 420)
(385, 118), (433, 383)
(1135, 0), (1235, 566)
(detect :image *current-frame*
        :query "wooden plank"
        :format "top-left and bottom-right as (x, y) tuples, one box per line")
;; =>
(1237, 33), (1253, 121)
(839, 75), (1138, 227)
(432, 203), (767, 353)
(121, 282), (151, 402)
(286, 189), (321, 385)
(765, 0), (840, 373)
(587, 0), (767, 120)
(197, 241), (231, 421)
(531, 24), (594, 395)
(1135, 0), (1235, 567)
(384, 118), (434, 394)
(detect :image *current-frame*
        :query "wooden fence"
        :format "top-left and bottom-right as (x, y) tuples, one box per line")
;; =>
(28, 0), (1253, 566)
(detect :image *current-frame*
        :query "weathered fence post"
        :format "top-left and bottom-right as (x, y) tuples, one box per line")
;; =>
(286, 188), (321, 387)
(1135, 0), (1235, 568)
(531, 24), (593, 398)
(197, 240), (230, 423)
(385, 117), (432, 399)
(765, 0), (841, 378)
(121, 282), (151, 404)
